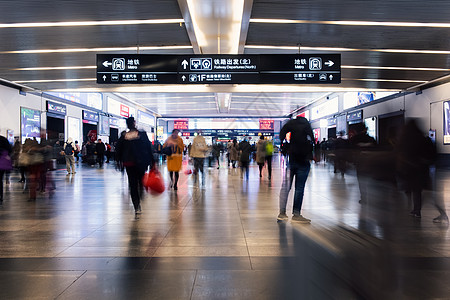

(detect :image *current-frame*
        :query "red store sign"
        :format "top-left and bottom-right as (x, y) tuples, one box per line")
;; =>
(174, 120), (189, 130)
(259, 119), (274, 130)
(120, 104), (130, 117)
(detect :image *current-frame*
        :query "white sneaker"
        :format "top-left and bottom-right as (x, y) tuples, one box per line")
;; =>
(292, 215), (311, 223)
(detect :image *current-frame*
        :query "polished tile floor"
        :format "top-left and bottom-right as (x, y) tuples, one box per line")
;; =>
(0, 155), (449, 299)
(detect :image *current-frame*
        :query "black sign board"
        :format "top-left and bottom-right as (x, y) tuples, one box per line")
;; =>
(97, 54), (340, 85)
(83, 110), (99, 123)
(47, 101), (66, 115)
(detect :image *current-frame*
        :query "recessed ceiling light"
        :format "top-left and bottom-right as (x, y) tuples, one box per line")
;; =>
(342, 65), (450, 72)
(349, 78), (427, 83)
(2, 45), (192, 54)
(246, 45), (450, 54)
(250, 19), (450, 28)
(0, 19), (185, 28)
(14, 78), (96, 83)
(12, 66), (96, 71)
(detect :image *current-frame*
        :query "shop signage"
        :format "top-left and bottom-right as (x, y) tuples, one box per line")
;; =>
(83, 110), (99, 123)
(107, 97), (135, 118)
(328, 118), (337, 127)
(259, 120), (274, 130)
(347, 110), (363, 122)
(120, 104), (129, 117)
(97, 54), (341, 85)
(109, 118), (120, 128)
(174, 120), (189, 130)
(47, 101), (66, 115)
(46, 92), (102, 110)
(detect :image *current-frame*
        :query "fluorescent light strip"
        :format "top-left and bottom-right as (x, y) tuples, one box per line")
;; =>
(246, 45), (450, 55)
(14, 78), (96, 83)
(13, 66), (96, 71)
(250, 19), (450, 28)
(14, 65), (448, 73)
(343, 65), (450, 72)
(349, 78), (427, 83)
(144, 102), (216, 105)
(134, 96), (213, 100)
(2, 45), (192, 54)
(0, 19), (184, 28)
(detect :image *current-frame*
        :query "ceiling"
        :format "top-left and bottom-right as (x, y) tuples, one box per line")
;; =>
(1, 0), (450, 117)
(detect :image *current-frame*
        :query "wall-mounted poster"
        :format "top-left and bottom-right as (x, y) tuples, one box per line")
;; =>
(20, 107), (41, 143)
(67, 117), (81, 143)
(444, 101), (450, 144)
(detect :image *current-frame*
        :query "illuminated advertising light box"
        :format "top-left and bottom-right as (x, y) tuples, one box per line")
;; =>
(358, 92), (375, 105)
(20, 107), (41, 143)
(313, 128), (320, 143)
(444, 101), (450, 144)
(174, 120), (189, 130)
(259, 119), (274, 130)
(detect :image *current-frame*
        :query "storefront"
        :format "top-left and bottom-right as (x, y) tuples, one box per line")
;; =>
(46, 101), (66, 142)
(347, 110), (363, 135)
(109, 118), (121, 144)
(82, 110), (99, 143)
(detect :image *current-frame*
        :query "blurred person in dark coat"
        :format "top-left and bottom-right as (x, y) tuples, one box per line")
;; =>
(116, 117), (154, 218)
(349, 124), (377, 204)
(396, 119), (447, 221)
(96, 139), (105, 167)
(0, 135), (12, 203)
(278, 117), (314, 223)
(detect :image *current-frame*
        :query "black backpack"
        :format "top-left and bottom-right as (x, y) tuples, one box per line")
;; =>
(64, 142), (74, 155)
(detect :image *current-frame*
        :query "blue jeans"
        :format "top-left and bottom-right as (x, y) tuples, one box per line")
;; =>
(279, 161), (310, 215)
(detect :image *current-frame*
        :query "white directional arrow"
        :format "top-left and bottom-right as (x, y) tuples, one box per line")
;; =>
(102, 61), (112, 68)
(324, 60), (334, 67)
(103, 75), (107, 81)
(181, 60), (188, 69)
(182, 75), (186, 81)
(329, 75), (333, 80)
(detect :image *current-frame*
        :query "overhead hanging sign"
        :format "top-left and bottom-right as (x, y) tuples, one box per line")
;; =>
(97, 54), (341, 85)
(173, 120), (189, 130)
(259, 120), (274, 130)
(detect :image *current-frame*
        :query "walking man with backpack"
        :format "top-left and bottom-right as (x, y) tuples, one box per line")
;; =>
(63, 137), (76, 175)
(277, 116), (315, 223)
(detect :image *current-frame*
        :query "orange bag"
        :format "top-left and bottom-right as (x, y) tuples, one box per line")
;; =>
(143, 169), (165, 194)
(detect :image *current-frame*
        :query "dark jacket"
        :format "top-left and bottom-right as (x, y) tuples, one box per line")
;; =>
(116, 129), (154, 172)
(0, 136), (12, 154)
(238, 140), (252, 162)
(279, 117), (314, 163)
(96, 142), (105, 154)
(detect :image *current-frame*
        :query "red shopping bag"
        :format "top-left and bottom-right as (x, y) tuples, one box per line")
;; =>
(184, 167), (193, 175)
(143, 169), (165, 194)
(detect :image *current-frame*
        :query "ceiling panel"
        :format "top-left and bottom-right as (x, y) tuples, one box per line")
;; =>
(0, 0), (449, 118)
